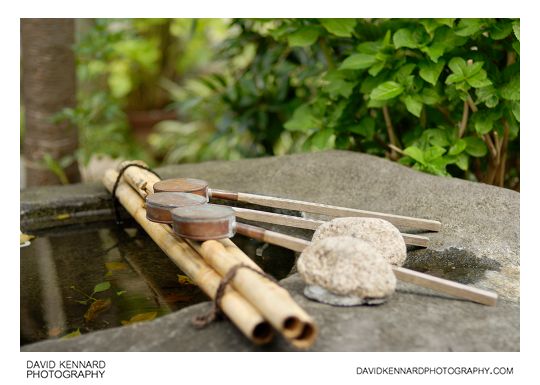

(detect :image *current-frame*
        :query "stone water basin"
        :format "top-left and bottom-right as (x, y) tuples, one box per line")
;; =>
(20, 221), (295, 346)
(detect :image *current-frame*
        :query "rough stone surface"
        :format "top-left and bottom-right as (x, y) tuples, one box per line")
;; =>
(312, 218), (407, 266)
(297, 236), (395, 300)
(20, 150), (520, 351)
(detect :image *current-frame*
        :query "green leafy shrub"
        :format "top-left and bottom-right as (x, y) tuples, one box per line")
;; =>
(59, 18), (230, 165)
(163, 18), (519, 189)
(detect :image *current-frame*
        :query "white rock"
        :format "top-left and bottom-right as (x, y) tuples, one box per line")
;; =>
(297, 236), (396, 305)
(312, 217), (407, 266)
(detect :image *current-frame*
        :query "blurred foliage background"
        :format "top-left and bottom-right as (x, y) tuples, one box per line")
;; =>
(30, 18), (519, 189)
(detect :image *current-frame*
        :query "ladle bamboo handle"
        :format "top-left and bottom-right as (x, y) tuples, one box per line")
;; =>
(210, 189), (441, 232)
(231, 207), (429, 248)
(235, 223), (311, 253)
(392, 267), (498, 306)
(236, 223), (496, 306)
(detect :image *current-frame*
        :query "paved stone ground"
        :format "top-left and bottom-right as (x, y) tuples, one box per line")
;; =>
(20, 150), (520, 351)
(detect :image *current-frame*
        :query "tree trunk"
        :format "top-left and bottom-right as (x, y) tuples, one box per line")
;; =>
(21, 18), (80, 186)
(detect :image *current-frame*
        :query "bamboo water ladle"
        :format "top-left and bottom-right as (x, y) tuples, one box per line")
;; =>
(153, 178), (441, 232)
(170, 204), (497, 306)
(152, 180), (431, 247)
(144, 193), (317, 345)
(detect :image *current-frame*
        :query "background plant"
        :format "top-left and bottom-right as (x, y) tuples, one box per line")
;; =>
(155, 18), (519, 189)
(57, 18), (230, 166)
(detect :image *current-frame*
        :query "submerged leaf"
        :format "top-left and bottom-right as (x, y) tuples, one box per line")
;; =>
(105, 262), (128, 272)
(62, 329), (81, 339)
(93, 281), (111, 294)
(121, 312), (158, 326)
(178, 274), (196, 285)
(84, 298), (111, 322)
(20, 233), (35, 245)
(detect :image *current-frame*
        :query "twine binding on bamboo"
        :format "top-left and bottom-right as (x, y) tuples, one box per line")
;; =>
(192, 263), (280, 328)
(111, 163), (161, 224)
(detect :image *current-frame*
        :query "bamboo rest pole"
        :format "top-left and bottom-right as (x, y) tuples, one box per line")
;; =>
(119, 165), (317, 347)
(103, 170), (273, 345)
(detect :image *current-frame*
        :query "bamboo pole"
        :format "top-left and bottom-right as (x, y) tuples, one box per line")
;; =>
(119, 164), (318, 347)
(117, 160), (161, 197)
(188, 239), (317, 348)
(103, 170), (273, 345)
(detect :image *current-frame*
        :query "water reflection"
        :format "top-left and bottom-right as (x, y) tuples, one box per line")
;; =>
(20, 222), (296, 346)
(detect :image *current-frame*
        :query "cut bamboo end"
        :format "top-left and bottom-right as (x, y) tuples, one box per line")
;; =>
(117, 160), (161, 196)
(196, 239), (316, 344)
(290, 322), (318, 349)
(401, 233), (430, 248)
(103, 169), (274, 344)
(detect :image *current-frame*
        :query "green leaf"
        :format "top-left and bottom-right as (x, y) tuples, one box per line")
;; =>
(339, 53), (378, 70)
(513, 20), (520, 41)
(284, 104), (321, 132)
(455, 18), (484, 36)
(419, 60), (446, 86)
(448, 57), (467, 77)
(445, 73), (465, 85)
(500, 75), (520, 101)
(466, 70), (492, 88)
(393, 28), (429, 49)
(368, 61), (385, 76)
(356, 41), (381, 54)
(490, 21), (513, 40)
(62, 329), (81, 339)
(421, 87), (442, 105)
(448, 139), (467, 155)
(311, 128), (334, 149)
(463, 136), (488, 157)
(116, 290), (127, 296)
(473, 110), (501, 135)
(455, 153), (469, 171)
(476, 86), (499, 108)
(402, 95), (423, 117)
(511, 101), (520, 122)
(423, 128), (450, 147)
(93, 281), (111, 294)
(42, 154), (69, 185)
(424, 146), (446, 162)
(393, 29), (415, 48)
(403, 146), (425, 164)
(422, 27), (466, 62)
(513, 41), (520, 55)
(319, 19), (357, 37)
(288, 27), (320, 47)
(348, 117), (375, 139)
(370, 81), (404, 101)
(323, 71), (356, 99)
